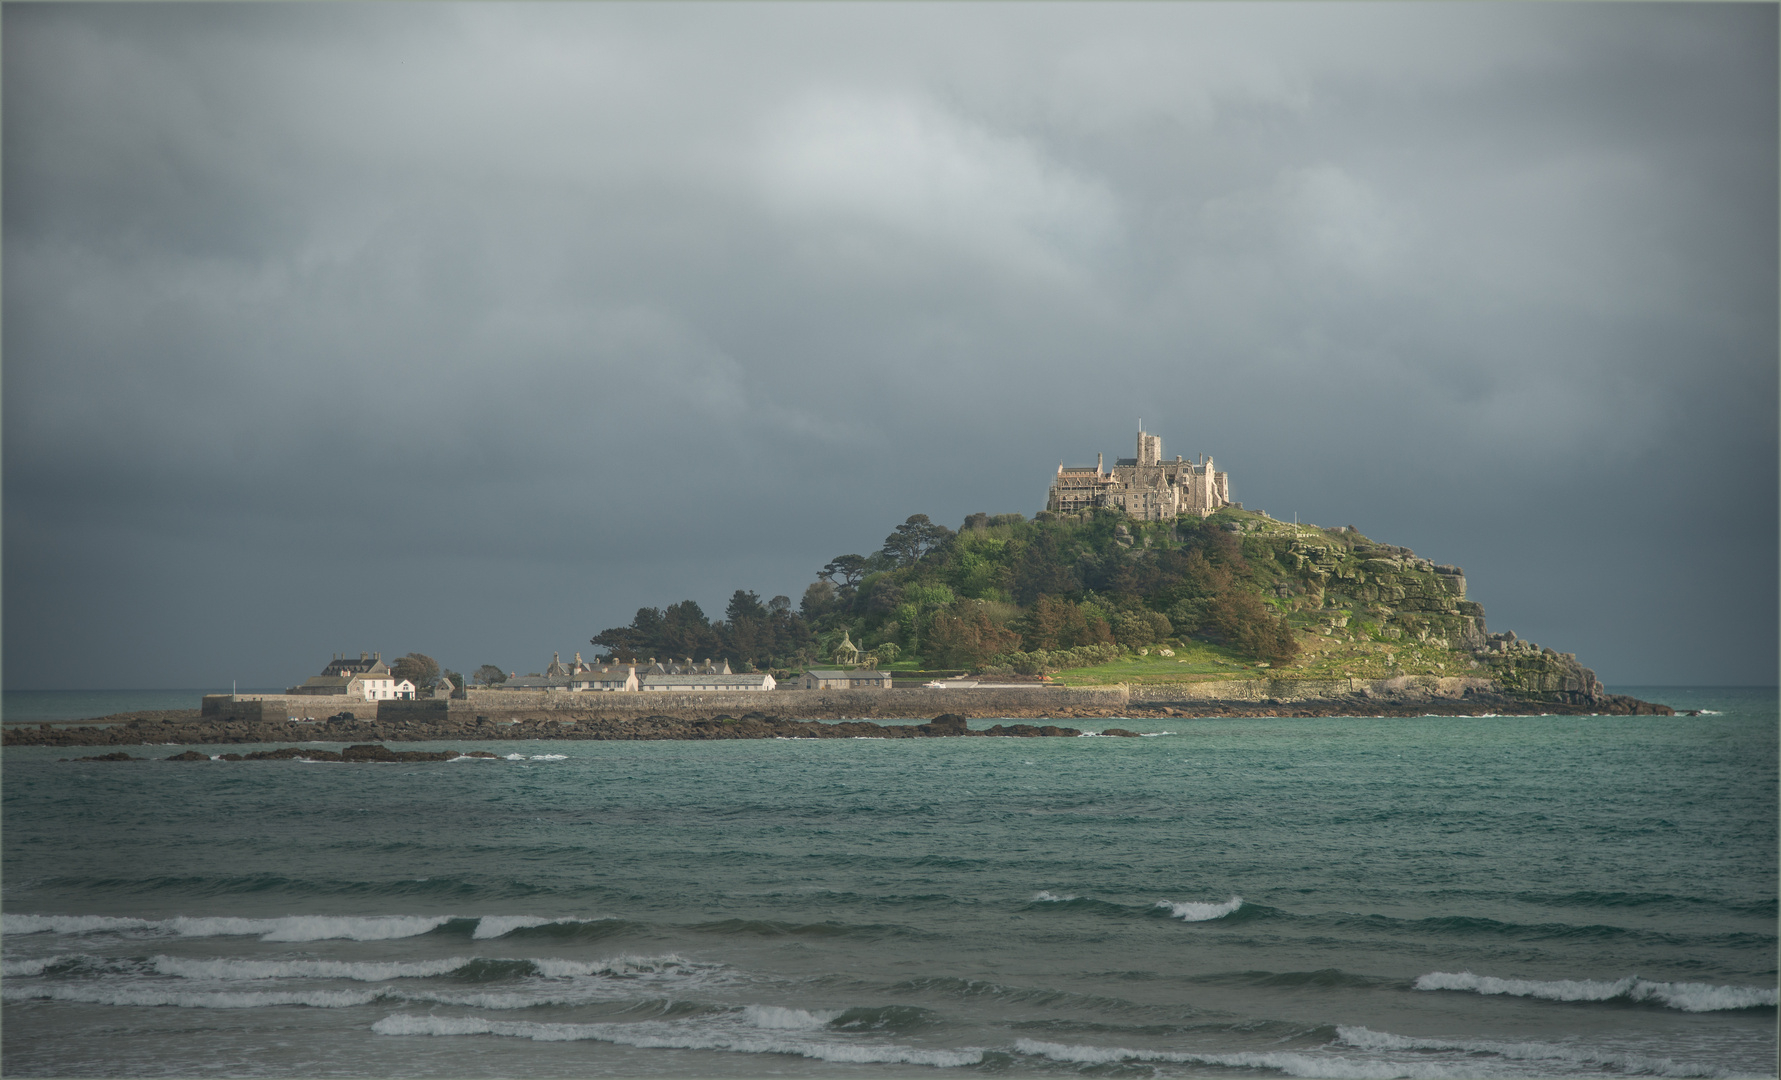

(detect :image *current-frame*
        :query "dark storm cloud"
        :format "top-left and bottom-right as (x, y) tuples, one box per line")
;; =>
(5, 2), (1774, 688)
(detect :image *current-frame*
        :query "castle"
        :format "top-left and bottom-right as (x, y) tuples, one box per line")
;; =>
(1047, 426), (1230, 520)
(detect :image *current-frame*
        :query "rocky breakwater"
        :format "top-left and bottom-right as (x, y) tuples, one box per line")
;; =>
(12, 713), (1083, 748)
(1125, 674), (1670, 717)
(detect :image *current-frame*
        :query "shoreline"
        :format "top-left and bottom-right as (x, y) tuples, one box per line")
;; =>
(2, 689), (1675, 748)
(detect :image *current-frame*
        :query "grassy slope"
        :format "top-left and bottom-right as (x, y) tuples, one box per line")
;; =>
(1051, 508), (1488, 686)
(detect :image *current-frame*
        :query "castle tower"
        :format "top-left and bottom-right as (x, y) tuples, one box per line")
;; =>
(1137, 428), (1162, 466)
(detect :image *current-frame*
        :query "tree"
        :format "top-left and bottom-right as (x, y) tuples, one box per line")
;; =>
(722, 590), (771, 668)
(725, 590), (768, 624)
(818, 554), (871, 588)
(392, 653), (440, 690)
(926, 602), (1022, 669)
(1209, 592), (1299, 664)
(473, 664), (507, 686)
(801, 580), (839, 622)
(591, 606), (667, 661)
(660, 600), (716, 659)
(881, 514), (953, 567)
(1113, 609), (1172, 648)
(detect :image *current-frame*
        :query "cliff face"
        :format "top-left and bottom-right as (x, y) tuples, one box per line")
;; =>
(1190, 512), (1625, 708)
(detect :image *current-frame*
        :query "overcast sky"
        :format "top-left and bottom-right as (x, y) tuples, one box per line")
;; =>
(5, 2), (1775, 691)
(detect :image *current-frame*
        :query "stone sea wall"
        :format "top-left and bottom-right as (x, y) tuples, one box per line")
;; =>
(451, 686), (1130, 720)
(163, 678), (1667, 738)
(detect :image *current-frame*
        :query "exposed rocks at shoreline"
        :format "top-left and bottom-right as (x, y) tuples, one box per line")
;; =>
(25, 713), (1085, 749)
(6, 690), (1673, 751)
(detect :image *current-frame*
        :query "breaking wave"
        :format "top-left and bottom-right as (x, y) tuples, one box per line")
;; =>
(1156, 896), (1243, 921)
(1016, 1029), (1728, 1078)
(1413, 971), (1779, 1012)
(1031, 891), (1077, 903)
(372, 1012), (982, 1067)
(1015, 1037), (1464, 1078)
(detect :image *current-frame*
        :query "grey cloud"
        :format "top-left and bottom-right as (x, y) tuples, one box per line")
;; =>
(5, 2), (1774, 688)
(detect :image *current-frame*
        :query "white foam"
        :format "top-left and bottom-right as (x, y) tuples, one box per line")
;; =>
(1156, 896), (1243, 921)
(739, 1005), (840, 1029)
(1, 957), (52, 976)
(504, 754), (527, 760)
(472, 915), (568, 939)
(1014, 1038), (1478, 1078)
(1414, 971), (1779, 1012)
(5, 914), (154, 936)
(373, 1013), (982, 1066)
(1031, 891), (1077, 903)
(212, 915), (454, 941)
(528, 754), (567, 760)
(531, 953), (712, 979)
(1139, 731), (1175, 736)
(1337, 1025), (1726, 1077)
(151, 955), (472, 981)
(2, 984), (383, 1009)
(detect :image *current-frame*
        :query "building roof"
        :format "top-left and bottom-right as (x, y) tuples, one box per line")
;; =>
(501, 676), (565, 689)
(293, 674), (353, 691)
(641, 674), (773, 688)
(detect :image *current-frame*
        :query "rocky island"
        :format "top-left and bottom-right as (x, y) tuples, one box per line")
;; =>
(5, 457), (1673, 750)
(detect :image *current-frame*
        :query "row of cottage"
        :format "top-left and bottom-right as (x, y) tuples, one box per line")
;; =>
(287, 652), (891, 701)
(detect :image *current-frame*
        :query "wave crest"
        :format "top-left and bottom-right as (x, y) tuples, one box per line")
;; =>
(372, 1013), (983, 1066)
(1156, 896), (1243, 921)
(1413, 971), (1778, 1012)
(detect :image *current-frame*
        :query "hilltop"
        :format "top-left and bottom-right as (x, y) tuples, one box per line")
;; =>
(591, 505), (1644, 713)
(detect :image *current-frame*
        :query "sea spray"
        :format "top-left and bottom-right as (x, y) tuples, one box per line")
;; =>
(1157, 896), (1244, 921)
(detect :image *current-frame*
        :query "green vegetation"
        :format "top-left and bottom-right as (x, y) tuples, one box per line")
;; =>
(588, 504), (1561, 686)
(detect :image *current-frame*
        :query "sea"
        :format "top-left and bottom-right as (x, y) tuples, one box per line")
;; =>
(3, 687), (1775, 1078)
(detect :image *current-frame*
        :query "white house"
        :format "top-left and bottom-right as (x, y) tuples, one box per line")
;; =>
(354, 675), (415, 701)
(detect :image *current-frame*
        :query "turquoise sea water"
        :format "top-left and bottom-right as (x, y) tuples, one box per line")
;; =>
(3, 688), (1775, 1077)
(1, 689), (280, 724)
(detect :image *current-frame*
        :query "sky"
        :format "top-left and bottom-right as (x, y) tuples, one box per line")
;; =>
(4, 2), (1775, 691)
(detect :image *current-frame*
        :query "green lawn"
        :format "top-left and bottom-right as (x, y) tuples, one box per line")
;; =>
(1050, 641), (1261, 685)
(1050, 632), (1480, 686)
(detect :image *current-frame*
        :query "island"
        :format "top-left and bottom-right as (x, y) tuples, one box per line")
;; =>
(3, 427), (1672, 749)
